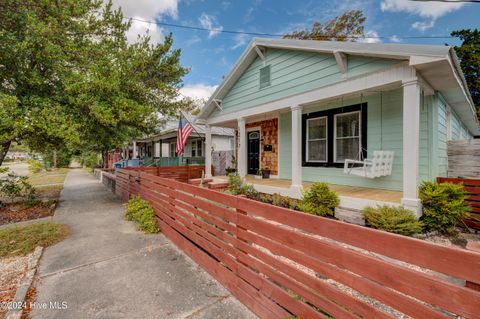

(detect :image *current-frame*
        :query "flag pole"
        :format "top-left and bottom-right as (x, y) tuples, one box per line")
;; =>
(180, 110), (204, 141)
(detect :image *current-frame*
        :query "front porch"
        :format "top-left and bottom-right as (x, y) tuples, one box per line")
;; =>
(215, 175), (403, 210)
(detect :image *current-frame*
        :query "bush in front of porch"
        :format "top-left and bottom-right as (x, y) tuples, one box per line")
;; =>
(419, 181), (470, 234)
(298, 183), (339, 217)
(362, 205), (423, 236)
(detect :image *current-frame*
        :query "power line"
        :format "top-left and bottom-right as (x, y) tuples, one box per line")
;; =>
(126, 16), (457, 40)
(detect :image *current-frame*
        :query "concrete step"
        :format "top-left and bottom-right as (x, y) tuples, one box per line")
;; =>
(335, 207), (365, 226)
(188, 178), (213, 185)
(207, 181), (229, 190)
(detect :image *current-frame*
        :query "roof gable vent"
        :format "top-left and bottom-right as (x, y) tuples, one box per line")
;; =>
(259, 65), (271, 89)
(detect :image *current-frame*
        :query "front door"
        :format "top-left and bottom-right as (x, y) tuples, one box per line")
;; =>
(247, 131), (260, 174)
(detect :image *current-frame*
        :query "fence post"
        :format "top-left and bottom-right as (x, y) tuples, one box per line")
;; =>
(234, 197), (249, 277)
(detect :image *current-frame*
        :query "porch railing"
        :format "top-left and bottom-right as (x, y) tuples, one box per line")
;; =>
(144, 156), (205, 167)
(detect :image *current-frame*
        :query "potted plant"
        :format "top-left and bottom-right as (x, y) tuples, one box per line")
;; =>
(261, 168), (271, 179)
(225, 154), (237, 175)
(254, 169), (263, 179)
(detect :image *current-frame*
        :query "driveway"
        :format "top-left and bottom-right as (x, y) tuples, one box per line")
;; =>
(1, 162), (30, 177)
(32, 169), (256, 319)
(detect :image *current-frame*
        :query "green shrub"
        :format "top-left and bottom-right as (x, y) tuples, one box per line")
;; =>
(227, 173), (243, 195)
(0, 169), (37, 203)
(27, 159), (44, 173)
(125, 196), (160, 234)
(298, 183), (339, 216)
(419, 181), (470, 234)
(362, 205), (423, 236)
(271, 193), (298, 210)
(227, 173), (259, 200)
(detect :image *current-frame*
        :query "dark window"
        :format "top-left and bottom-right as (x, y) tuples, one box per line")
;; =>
(259, 65), (270, 89)
(302, 103), (367, 168)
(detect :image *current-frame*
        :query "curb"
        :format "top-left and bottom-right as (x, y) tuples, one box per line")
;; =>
(6, 246), (44, 319)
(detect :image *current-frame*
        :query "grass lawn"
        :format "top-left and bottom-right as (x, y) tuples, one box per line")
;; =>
(0, 222), (70, 258)
(28, 168), (69, 186)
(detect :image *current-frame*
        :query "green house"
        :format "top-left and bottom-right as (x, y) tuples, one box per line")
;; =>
(196, 38), (478, 215)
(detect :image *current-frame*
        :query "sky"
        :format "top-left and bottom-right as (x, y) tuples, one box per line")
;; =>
(110, 0), (480, 101)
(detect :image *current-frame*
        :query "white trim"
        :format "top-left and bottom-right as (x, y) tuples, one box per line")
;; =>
(401, 79), (422, 216)
(238, 118), (247, 177)
(333, 51), (347, 77)
(333, 110), (361, 163)
(204, 125), (212, 178)
(291, 105), (303, 189)
(305, 116), (328, 163)
(206, 63), (415, 125)
(255, 46), (266, 61)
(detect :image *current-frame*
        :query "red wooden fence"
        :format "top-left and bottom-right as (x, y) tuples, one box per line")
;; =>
(437, 177), (480, 230)
(117, 169), (480, 319)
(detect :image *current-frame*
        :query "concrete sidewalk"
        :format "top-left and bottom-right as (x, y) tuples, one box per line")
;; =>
(32, 169), (256, 319)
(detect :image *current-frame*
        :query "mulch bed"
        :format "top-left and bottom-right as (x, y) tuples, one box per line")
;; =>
(0, 203), (55, 226)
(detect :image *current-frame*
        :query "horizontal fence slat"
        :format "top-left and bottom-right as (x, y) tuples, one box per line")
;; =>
(235, 196), (480, 284)
(114, 168), (480, 319)
(237, 213), (480, 318)
(155, 216), (289, 319)
(238, 229), (451, 319)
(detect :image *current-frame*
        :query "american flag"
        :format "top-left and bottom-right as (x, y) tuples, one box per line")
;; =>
(176, 118), (193, 156)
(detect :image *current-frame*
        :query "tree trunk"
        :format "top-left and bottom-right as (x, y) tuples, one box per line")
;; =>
(0, 140), (12, 166)
(52, 149), (57, 169)
(102, 150), (107, 168)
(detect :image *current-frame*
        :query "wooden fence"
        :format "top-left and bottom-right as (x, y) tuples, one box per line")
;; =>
(115, 169), (480, 319)
(115, 166), (204, 201)
(448, 140), (480, 178)
(438, 177), (480, 230)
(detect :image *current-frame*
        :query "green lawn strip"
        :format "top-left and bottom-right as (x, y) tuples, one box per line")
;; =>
(28, 168), (69, 186)
(0, 222), (70, 258)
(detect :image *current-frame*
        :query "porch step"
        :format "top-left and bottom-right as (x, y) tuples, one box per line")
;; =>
(335, 207), (365, 226)
(188, 178), (213, 185)
(207, 181), (229, 190)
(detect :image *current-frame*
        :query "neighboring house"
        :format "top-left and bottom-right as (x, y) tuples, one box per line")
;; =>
(117, 113), (234, 167)
(196, 38), (479, 215)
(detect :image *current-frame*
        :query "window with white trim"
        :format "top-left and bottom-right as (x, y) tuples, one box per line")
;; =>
(191, 139), (203, 157)
(334, 111), (360, 162)
(302, 103), (367, 167)
(306, 117), (327, 162)
(169, 142), (176, 157)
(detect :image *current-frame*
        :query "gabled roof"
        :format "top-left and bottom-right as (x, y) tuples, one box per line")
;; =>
(138, 113), (234, 142)
(197, 38), (478, 135)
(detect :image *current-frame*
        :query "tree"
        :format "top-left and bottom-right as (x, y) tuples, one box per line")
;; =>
(283, 10), (365, 41)
(0, 0), (189, 166)
(451, 29), (480, 119)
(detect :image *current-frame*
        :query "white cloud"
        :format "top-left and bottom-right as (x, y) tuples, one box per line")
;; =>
(110, 0), (179, 44)
(180, 84), (218, 101)
(231, 33), (249, 50)
(412, 20), (435, 31)
(389, 35), (401, 43)
(185, 34), (202, 47)
(126, 18), (164, 44)
(199, 13), (223, 38)
(359, 30), (381, 44)
(380, 0), (465, 19)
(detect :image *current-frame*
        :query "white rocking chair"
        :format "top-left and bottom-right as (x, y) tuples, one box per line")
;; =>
(344, 151), (394, 179)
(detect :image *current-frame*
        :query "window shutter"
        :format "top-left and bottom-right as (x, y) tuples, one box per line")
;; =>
(259, 65), (270, 89)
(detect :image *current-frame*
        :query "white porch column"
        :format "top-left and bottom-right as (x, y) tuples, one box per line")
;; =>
(401, 79), (422, 216)
(205, 124), (212, 178)
(238, 117), (247, 178)
(132, 141), (138, 159)
(291, 104), (303, 193)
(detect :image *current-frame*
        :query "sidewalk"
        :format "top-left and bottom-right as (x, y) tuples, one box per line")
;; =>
(32, 169), (256, 319)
